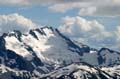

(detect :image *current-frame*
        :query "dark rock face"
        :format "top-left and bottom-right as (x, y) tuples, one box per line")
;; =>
(29, 30), (39, 40)
(1, 49), (34, 71)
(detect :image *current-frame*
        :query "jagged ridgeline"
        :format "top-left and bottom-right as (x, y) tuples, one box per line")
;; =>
(0, 26), (120, 79)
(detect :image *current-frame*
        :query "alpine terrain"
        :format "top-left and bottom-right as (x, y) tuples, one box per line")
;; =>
(0, 26), (120, 79)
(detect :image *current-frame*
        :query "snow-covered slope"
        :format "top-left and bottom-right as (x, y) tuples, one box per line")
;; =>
(40, 62), (113, 79)
(102, 65), (120, 79)
(0, 62), (114, 79)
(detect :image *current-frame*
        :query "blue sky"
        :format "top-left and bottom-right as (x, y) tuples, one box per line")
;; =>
(0, 0), (120, 50)
(0, 4), (120, 30)
(0, 5), (81, 28)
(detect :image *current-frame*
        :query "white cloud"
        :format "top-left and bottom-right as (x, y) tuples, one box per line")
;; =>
(0, 0), (80, 6)
(48, 0), (120, 16)
(78, 5), (120, 16)
(115, 26), (120, 41)
(59, 16), (120, 51)
(1, 0), (120, 16)
(59, 16), (116, 48)
(0, 13), (37, 35)
(79, 6), (96, 16)
(48, 2), (90, 13)
(0, 0), (29, 5)
(59, 16), (111, 38)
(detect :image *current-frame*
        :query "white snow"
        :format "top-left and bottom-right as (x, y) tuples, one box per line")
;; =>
(5, 35), (32, 57)
(40, 63), (110, 79)
(102, 65), (120, 76)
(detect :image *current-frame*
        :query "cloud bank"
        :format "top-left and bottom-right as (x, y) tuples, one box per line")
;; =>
(59, 16), (120, 50)
(0, 0), (79, 5)
(0, 13), (37, 35)
(1, 0), (120, 16)
(0, 0), (120, 16)
(48, 0), (120, 16)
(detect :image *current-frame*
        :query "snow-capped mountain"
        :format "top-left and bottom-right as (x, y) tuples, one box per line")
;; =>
(0, 26), (120, 79)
